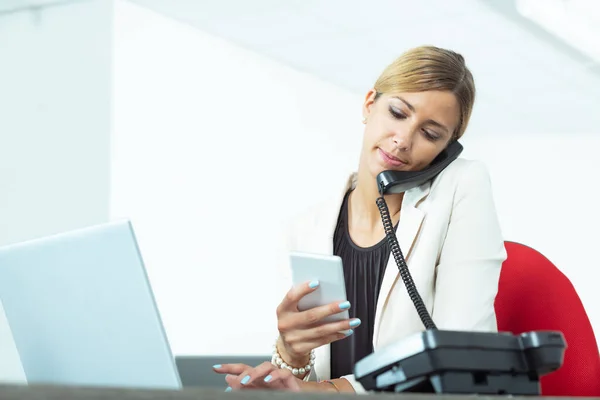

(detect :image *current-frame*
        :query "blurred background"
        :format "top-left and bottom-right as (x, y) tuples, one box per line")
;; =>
(1, 0), (599, 356)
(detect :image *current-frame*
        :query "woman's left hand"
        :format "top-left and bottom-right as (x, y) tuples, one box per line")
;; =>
(214, 362), (303, 392)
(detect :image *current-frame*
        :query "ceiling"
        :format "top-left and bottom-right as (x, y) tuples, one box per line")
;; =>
(0, 0), (87, 13)
(126, 0), (600, 135)
(3, 0), (599, 135)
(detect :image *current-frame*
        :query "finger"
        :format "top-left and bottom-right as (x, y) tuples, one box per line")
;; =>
(279, 300), (352, 334)
(284, 329), (354, 356)
(236, 362), (278, 388)
(300, 300), (353, 326)
(262, 369), (302, 392)
(224, 362), (277, 390)
(225, 374), (243, 389)
(225, 372), (255, 390)
(213, 363), (251, 375)
(302, 317), (361, 338)
(277, 280), (320, 314)
(279, 315), (359, 357)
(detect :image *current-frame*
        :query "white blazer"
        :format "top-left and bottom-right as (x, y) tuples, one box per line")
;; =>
(281, 158), (507, 393)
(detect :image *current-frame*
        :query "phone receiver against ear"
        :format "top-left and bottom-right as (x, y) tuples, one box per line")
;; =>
(376, 141), (463, 195)
(374, 142), (463, 331)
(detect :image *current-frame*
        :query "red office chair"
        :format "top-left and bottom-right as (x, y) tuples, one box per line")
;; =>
(495, 241), (600, 396)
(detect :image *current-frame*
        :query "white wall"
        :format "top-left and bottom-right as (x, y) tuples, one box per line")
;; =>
(112, 1), (600, 355)
(0, 0), (113, 382)
(111, 1), (362, 355)
(462, 132), (600, 339)
(0, 0), (112, 246)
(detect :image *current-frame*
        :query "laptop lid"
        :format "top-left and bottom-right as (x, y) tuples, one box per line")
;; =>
(0, 301), (27, 384)
(0, 220), (181, 389)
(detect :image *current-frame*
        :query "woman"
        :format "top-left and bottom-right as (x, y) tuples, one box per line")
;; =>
(214, 45), (506, 393)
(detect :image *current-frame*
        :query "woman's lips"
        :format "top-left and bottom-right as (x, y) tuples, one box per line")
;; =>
(378, 148), (407, 167)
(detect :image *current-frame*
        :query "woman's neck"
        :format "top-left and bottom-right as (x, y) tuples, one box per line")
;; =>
(349, 168), (404, 231)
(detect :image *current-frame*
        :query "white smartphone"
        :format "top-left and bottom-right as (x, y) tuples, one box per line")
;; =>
(289, 251), (349, 323)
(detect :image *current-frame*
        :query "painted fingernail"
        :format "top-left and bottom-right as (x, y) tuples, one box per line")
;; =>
(213, 364), (222, 369)
(345, 329), (354, 337)
(225, 387), (232, 392)
(349, 318), (361, 328)
(240, 375), (251, 385)
(309, 280), (319, 289)
(339, 301), (351, 310)
(264, 375), (273, 382)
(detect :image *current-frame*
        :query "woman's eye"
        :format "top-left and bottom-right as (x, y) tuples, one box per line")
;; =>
(389, 107), (407, 120)
(388, 106), (441, 141)
(423, 129), (440, 141)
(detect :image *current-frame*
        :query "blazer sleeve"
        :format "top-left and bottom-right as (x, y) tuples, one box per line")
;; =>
(431, 161), (507, 331)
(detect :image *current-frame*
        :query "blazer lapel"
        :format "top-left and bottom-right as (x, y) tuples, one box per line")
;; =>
(308, 174), (355, 255)
(372, 182), (430, 347)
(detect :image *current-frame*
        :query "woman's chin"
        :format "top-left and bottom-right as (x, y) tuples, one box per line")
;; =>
(368, 165), (387, 180)
(370, 161), (399, 176)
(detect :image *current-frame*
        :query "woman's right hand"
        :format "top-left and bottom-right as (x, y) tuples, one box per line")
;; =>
(275, 280), (361, 368)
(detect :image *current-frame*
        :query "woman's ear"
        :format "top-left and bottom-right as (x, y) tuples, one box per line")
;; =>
(362, 89), (378, 122)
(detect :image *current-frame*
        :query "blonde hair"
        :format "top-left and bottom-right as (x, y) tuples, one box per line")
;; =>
(373, 46), (475, 139)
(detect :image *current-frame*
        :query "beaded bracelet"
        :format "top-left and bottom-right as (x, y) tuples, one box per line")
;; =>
(271, 341), (315, 376)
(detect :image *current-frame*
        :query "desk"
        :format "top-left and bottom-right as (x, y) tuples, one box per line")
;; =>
(0, 385), (573, 400)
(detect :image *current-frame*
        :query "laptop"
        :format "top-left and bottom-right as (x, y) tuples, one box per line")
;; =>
(0, 301), (27, 384)
(0, 221), (181, 389)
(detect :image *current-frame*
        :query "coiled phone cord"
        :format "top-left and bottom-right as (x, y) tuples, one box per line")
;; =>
(376, 196), (437, 330)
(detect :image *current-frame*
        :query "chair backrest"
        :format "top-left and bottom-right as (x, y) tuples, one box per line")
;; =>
(495, 241), (600, 396)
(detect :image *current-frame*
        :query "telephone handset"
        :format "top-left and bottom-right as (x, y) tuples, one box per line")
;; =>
(375, 140), (463, 330)
(376, 140), (463, 196)
(355, 140), (567, 395)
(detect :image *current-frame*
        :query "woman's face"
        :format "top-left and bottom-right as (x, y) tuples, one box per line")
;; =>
(360, 89), (460, 178)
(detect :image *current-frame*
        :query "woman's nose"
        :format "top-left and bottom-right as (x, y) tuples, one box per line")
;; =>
(392, 129), (413, 151)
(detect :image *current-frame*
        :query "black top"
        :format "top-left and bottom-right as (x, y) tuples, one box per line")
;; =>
(329, 190), (394, 379)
